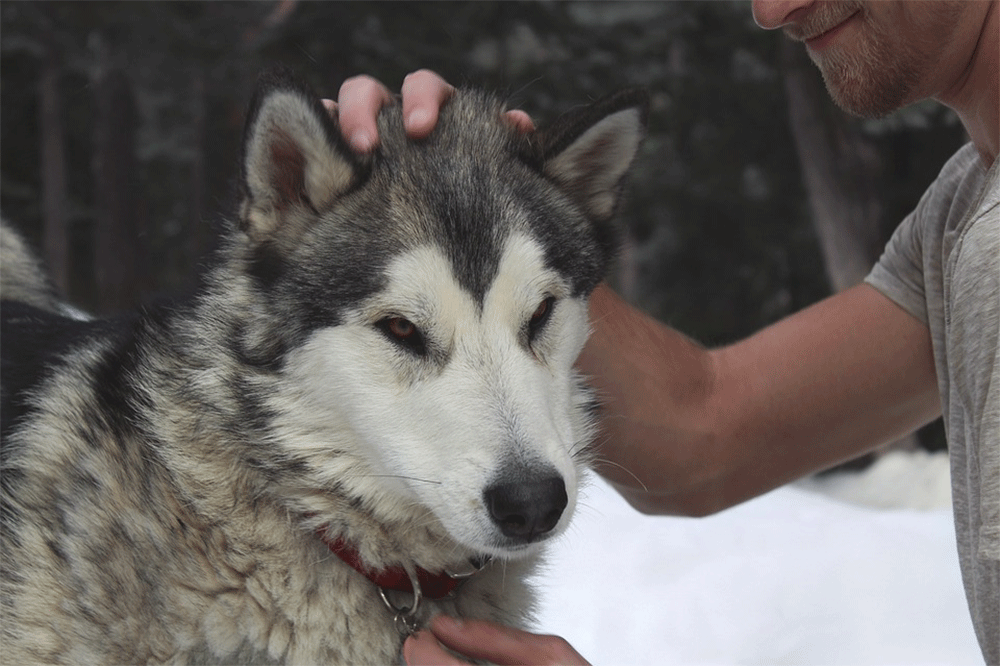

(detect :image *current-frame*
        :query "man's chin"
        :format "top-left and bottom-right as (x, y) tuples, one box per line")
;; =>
(818, 66), (911, 120)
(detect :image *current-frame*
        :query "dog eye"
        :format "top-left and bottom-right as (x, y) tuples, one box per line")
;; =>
(527, 296), (556, 342)
(376, 316), (427, 356)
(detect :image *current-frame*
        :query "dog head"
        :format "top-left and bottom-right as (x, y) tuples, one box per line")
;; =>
(235, 67), (646, 558)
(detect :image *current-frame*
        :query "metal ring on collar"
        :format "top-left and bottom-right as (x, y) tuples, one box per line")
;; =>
(378, 565), (422, 635)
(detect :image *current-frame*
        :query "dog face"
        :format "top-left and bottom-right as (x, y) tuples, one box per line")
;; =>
(281, 234), (593, 557)
(236, 68), (646, 558)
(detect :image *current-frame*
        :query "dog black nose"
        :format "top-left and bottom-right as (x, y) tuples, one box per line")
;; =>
(484, 475), (567, 542)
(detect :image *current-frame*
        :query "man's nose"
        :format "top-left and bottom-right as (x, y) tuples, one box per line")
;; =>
(751, 0), (815, 29)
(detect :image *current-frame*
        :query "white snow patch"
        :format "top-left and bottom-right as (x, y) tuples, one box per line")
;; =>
(535, 452), (980, 665)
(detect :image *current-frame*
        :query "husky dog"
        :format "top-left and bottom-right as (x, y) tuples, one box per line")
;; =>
(1, 67), (646, 665)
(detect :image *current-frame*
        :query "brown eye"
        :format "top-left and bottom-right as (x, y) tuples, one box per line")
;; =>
(388, 317), (415, 339)
(528, 296), (555, 342)
(376, 316), (427, 355)
(531, 299), (549, 322)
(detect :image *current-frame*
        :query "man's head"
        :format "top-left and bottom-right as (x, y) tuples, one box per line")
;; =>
(751, 0), (990, 118)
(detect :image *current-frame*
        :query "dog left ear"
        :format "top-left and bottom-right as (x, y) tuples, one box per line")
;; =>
(531, 89), (648, 222)
(239, 66), (365, 246)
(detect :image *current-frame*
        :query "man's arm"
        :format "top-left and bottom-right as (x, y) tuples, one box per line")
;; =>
(582, 282), (942, 516)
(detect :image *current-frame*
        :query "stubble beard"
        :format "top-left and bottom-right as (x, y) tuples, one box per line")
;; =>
(788, 1), (958, 119)
(808, 9), (921, 118)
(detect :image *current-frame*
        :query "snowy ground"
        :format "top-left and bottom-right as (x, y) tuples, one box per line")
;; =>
(535, 451), (982, 665)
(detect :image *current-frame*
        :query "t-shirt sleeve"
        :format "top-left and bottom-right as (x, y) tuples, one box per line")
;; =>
(864, 207), (929, 325)
(864, 143), (983, 325)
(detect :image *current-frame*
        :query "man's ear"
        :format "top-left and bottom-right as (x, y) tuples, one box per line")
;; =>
(531, 89), (648, 223)
(239, 65), (366, 248)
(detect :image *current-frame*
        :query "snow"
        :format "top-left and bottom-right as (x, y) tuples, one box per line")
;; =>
(535, 451), (982, 665)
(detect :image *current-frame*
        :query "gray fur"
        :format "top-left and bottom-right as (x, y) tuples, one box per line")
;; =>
(1, 67), (646, 665)
(0, 222), (62, 313)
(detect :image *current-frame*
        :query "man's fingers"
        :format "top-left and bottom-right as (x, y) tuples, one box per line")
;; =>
(400, 69), (455, 139)
(504, 109), (536, 134)
(337, 75), (394, 153)
(427, 616), (590, 666)
(334, 70), (532, 154)
(402, 630), (470, 666)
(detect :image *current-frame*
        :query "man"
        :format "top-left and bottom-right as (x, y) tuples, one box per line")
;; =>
(332, 1), (998, 663)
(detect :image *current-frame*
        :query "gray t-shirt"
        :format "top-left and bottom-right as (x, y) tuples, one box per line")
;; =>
(866, 142), (998, 663)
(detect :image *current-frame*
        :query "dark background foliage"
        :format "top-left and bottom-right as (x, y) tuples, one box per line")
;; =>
(1, 1), (963, 449)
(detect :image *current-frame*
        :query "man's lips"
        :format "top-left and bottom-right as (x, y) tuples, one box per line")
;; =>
(785, 8), (861, 50)
(799, 9), (861, 50)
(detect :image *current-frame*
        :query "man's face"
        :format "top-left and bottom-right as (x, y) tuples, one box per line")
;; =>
(751, 0), (969, 118)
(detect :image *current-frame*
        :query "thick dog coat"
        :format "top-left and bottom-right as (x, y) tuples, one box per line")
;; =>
(1, 67), (646, 664)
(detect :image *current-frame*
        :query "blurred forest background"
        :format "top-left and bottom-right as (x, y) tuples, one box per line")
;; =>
(1, 1), (964, 452)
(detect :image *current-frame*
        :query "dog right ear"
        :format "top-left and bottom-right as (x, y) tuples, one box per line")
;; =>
(239, 66), (365, 246)
(528, 89), (648, 224)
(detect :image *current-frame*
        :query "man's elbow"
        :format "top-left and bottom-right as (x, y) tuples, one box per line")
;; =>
(616, 486), (726, 519)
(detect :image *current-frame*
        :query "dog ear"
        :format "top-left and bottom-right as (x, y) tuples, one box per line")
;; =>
(239, 66), (364, 245)
(531, 89), (648, 222)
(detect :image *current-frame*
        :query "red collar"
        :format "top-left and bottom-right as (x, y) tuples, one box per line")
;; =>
(321, 534), (465, 600)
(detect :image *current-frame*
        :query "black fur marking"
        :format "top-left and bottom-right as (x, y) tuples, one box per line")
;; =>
(231, 373), (281, 440)
(0, 301), (116, 546)
(0, 302), (129, 441)
(268, 229), (393, 336)
(88, 321), (150, 446)
(427, 163), (506, 307)
(517, 189), (607, 298)
(248, 242), (288, 289)
(46, 538), (69, 564)
(228, 323), (288, 374)
(0, 485), (24, 550)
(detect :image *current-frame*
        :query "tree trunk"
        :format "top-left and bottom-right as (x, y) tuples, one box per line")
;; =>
(186, 69), (210, 268)
(780, 40), (885, 292)
(92, 62), (142, 313)
(39, 44), (69, 296)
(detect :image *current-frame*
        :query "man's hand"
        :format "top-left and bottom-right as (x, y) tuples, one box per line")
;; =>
(325, 69), (533, 153)
(402, 616), (590, 666)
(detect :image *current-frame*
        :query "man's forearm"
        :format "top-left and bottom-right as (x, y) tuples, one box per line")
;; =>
(578, 284), (725, 515)
(579, 283), (941, 517)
